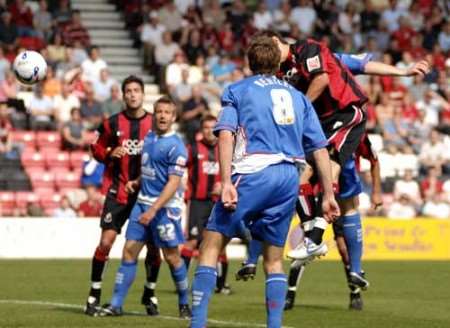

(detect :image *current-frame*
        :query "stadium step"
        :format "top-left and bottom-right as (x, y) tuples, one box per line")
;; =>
(72, 3), (116, 12)
(90, 37), (133, 48)
(101, 55), (142, 65)
(89, 29), (129, 39)
(82, 19), (124, 30)
(81, 11), (121, 21)
(77, 0), (154, 84)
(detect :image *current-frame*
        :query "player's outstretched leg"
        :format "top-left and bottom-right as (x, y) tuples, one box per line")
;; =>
(85, 230), (116, 316)
(216, 252), (231, 294)
(287, 184), (328, 261)
(342, 212), (369, 290)
(236, 239), (262, 281)
(285, 260), (306, 310)
(141, 244), (161, 316)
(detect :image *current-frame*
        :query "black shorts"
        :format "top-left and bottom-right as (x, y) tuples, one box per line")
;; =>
(187, 199), (215, 241)
(321, 105), (366, 167)
(332, 216), (344, 238)
(100, 196), (136, 234)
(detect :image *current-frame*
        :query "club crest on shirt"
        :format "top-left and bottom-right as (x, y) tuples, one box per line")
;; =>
(306, 55), (321, 72)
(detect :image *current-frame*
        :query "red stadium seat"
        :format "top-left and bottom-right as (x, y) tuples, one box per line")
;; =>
(28, 170), (55, 189)
(44, 151), (70, 169)
(55, 170), (81, 189)
(21, 150), (45, 169)
(36, 131), (61, 150)
(15, 191), (40, 209)
(69, 151), (89, 170)
(10, 131), (36, 150)
(18, 36), (45, 51)
(0, 191), (15, 215)
(39, 192), (61, 215)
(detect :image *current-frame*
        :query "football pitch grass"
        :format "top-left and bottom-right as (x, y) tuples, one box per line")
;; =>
(0, 260), (449, 328)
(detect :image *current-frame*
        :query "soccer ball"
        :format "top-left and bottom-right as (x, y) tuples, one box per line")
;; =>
(13, 51), (47, 85)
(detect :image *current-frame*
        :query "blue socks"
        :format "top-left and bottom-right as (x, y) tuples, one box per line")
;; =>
(170, 263), (189, 305)
(191, 265), (217, 328)
(110, 260), (137, 309)
(246, 239), (263, 265)
(342, 213), (363, 274)
(266, 273), (287, 328)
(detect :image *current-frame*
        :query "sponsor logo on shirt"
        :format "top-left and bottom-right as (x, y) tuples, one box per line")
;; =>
(202, 161), (219, 175)
(306, 55), (321, 72)
(122, 139), (144, 155)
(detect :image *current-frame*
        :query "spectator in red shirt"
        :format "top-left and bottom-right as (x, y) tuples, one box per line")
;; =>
(8, 0), (37, 37)
(392, 16), (417, 52)
(421, 166), (444, 201)
(409, 35), (426, 60)
(64, 10), (90, 47)
(78, 185), (103, 217)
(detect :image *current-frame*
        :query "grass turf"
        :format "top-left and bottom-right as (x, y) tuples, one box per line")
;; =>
(0, 260), (449, 328)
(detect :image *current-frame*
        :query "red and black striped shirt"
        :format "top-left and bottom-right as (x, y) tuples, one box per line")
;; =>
(186, 140), (220, 201)
(91, 111), (152, 204)
(278, 39), (368, 119)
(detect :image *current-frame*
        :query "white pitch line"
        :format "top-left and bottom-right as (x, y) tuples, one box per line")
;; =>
(0, 299), (295, 328)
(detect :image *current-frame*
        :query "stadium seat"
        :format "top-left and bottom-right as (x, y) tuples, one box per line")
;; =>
(21, 150), (45, 169)
(0, 191), (15, 215)
(36, 131), (61, 150)
(28, 170), (55, 189)
(10, 131), (36, 150)
(69, 151), (89, 170)
(44, 151), (71, 169)
(39, 192), (61, 216)
(15, 191), (40, 209)
(18, 36), (45, 51)
(55, 170), (81, 189)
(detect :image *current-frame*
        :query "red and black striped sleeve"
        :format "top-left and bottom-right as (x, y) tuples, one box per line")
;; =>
(91, 117), (113, 163)
(301, 41), (327, 77)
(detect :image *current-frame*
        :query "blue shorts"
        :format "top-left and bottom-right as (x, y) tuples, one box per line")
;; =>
(206, 163), (299, 247)
(339, 157), (362, 199)
(126, 202), (185, 248)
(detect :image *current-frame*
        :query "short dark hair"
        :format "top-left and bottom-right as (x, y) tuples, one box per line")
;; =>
(247, 36), (281, 75)
(153, 95), (176, 111)
(200, 114), (217, 127)
(253, 30), (288, 44)
(121, 75), (144, 94)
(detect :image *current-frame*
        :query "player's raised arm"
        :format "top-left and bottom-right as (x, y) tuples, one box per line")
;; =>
(90, 119), (113, 163)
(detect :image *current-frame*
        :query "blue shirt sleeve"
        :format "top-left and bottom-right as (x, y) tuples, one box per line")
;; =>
(214, 86), (238, 136)
(167, 138), (187, 177)
(333, 53), (373, 75)
(301, 96), (328, 154)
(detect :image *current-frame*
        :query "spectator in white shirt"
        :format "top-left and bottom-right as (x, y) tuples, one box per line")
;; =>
(394, 169), (422, 207)
(419, 129), (449, 171)
(158, 0), (183, 33)
(273, 1), (293, 35)
(422, 194), (450, 219)
(81, 46), (108, 83)
(92, 69), (117, 102)
(29, 85), (55, 130)
(290, 0), (317, 35)
(53, 82), (80, 125)
(53, 195), (77, 219)
(165, 51), (189, 93)
(254, 2), (273, 30)
(338, 3), (360, 35)
(438, 21), (450, 52)
(140, 11), (166, 69)
(387, 194), (417, 219)
(415, 89), (450, 128)
(381, 0), (405, 32)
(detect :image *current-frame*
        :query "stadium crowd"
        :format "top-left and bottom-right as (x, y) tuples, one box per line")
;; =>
(0, 0), (449, 219)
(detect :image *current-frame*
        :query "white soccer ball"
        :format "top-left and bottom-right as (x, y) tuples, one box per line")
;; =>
(13, 51), (48, 85)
